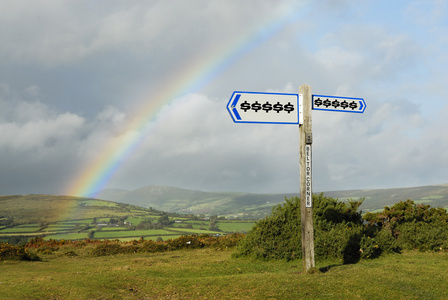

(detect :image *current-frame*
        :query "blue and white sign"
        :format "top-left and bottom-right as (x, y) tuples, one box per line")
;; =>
(227, 91), (300, 124)
(312, 95), (366, 113)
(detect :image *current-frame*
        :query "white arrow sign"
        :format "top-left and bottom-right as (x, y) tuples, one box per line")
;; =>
(312, 95), (366, 113)
(227, 91), (300, 124)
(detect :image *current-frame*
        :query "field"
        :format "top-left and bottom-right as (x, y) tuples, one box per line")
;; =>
(0, 218), (255, 243)
(0, 195), (255, 243)
(1, 248), (447, 299)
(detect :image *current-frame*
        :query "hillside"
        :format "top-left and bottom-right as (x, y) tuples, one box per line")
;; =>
(0, 194), (154, 224)
(94, 184), (448, 218)
(323, 183), (448, 212)
(0, 195), (255, 243)
(95, 186), (245, 214)
(94, 186), (288, 218)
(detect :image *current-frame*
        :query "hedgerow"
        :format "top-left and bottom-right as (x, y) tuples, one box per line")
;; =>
(0, 234), (245, 260)
(89, 233), (244, 256)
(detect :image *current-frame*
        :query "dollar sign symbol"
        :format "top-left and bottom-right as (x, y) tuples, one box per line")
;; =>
(349, 101), (358, 110)
(251, 101), (261, 112)
(284, 102), (294, 113)
(262, 102), (272, 113)
(340, 100), (348, 109)
(273, 102), (283, 113)
(332, 100), (340, 109)
(323, 99), (331, 107)
(240, 101), (250, 112)
(314, 98), (323, 107)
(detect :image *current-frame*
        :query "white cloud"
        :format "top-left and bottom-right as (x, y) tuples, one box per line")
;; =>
(0, 1), (447, 196)
(0, 112), (83, 150)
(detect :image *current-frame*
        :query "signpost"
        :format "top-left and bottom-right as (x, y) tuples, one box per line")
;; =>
(299, 84), (315, 272)
(227, 85), (366, 273)
(227, 91), (300, 124)
(312, 95), (366, 113)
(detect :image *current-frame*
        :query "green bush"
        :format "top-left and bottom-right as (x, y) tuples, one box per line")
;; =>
(234, 196), (302, 261)
(234, 195), (365, 263)
(396, 221), (448, 251)
(365, 200), (448, 252)
(314, 222), (363, 264)
(359, 235), (382, 259)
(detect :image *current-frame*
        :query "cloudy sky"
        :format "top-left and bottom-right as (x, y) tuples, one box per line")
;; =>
(1, 0), (447, 196)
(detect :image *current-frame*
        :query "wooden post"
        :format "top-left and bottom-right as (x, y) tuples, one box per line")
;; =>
(299, 84), (315, 273)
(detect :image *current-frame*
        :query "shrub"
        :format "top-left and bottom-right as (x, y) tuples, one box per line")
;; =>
(314, 222), (363, 264)
(234, 194), (365, 263)
(90, 241), (122, 256)
(36, 245), (60, 254)
(0, 242), (41, 261)
(396, 221), (448, 251)
(359, 235), (381, 259)
(365, 200), (448, 252)
(166, 235), (205, 250)
(139, 240), (169, 253)
(234, 196), (302, 261)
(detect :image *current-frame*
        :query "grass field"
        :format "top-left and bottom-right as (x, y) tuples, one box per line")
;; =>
(1, 218), (255, 243)
(0, 194), (256, 243)
(1, 248), (447, 299)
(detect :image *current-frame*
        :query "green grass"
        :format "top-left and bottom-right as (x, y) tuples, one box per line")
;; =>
(1, 219), (255, 242)
(167, 227), (221, 235)
(216, 221), (255, 233)
(43, 232), (89, 240)
(1, 249), (447, 299)
(96, 226), (125, 231)
(0, 226), (41, 233)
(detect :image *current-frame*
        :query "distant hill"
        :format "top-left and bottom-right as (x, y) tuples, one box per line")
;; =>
(3, 184), (447, 224)
(0, 194), (155, 224)
(323, 184), (448, 213)
(93, 184), (448, 218)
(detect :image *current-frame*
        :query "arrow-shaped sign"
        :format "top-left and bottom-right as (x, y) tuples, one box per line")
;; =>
(227, 91), (300, 124)
(312, 95), (366, 113)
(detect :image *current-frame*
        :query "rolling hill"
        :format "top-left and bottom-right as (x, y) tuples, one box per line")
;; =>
(0, 194), (256, 243)
(0, 194), (154, 224)
(93, 183), (448, 218)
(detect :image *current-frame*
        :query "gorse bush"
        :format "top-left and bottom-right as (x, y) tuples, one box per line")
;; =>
(0, 243), (41, 261)
(233, 196), (302, 261)
(313, 194), (365, 263)
(87, 234), (245, 256)
(364, 200), (448, 252)
(1, 234), (244, 260)
(234, 194), (365, 263)
(235, 196), (448, 264)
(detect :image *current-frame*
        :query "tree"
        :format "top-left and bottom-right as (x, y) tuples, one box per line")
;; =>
(208, 221), (220, 232)
(109, 217), (119, 225)
(158, 214), (172, 226)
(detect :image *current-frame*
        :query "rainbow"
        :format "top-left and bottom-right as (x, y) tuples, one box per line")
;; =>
(65, 7), (304, 198)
